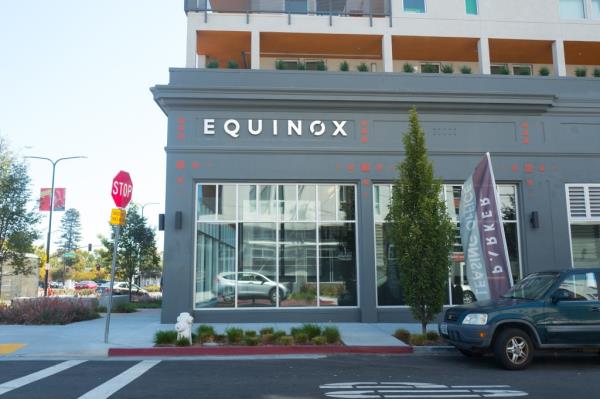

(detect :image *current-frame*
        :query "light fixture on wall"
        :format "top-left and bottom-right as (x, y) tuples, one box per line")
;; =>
(530, 211), (540, 229)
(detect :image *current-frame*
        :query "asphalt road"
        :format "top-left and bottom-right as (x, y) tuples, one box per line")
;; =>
(0, 352), (598, 398)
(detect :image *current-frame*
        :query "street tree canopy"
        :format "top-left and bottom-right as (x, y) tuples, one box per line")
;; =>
(56, 208), (82, 266)
(101, 205), (160, 300)
(0, 137), (39, 296)
(387, 108), (454, 334)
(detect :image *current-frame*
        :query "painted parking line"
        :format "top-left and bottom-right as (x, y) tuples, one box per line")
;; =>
(0, 360), (85, 395)
(0, 344), (25, 356)
(78, 360), (160, 399)
(320, 382), (528, 398)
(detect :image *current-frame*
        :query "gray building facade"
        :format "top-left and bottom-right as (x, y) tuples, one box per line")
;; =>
(152, 69), (600, 323)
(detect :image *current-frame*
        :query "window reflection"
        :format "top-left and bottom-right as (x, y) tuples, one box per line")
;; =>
(279, 222), (317, 307)
(319, 223), (357, 306)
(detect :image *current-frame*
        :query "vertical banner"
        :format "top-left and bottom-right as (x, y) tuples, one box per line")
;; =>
(39, 188), (66, 211)
(459, 153), (513, 302)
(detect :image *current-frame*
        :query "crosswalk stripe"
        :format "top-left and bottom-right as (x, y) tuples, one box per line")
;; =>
(0, 360), (85, 395)
(78, 360), (160, 399)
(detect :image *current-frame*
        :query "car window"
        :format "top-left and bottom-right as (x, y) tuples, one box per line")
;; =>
(556, 272), (598, 301)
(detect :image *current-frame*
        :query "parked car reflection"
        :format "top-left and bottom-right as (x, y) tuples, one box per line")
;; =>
(214, 271), (288, 304)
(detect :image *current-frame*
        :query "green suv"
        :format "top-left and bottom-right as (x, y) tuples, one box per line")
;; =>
(439, 268), (600, 369)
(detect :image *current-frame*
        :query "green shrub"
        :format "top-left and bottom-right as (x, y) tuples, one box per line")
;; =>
(393, 329), (411, 343)
(539, 66), (550, 76)
(297, 62), (306, 70)
(244, 336), (260, 346)
(260, 327), (274, 336)
(356, 62), (369, 72)
(273, 330), (287, 340)
(294, 333), (309, 344)
(113, 302), (137, 313)
(426, 331), (440, 341)
(261, 334), (274, 344)
(403, 63), (414, 73)
(154, 330), (178, 345)
(244, 330), (257, 338)
(441, 64), (454, 74)
(594, 68), (600, 78)
(460, 65), (472, 74)
(197, 325), (215, 342)
(144, 285), (161, 292)
(301, 323), (322, 339)
(275, 60), (285, 70)
(290, 326), (301, 337)
(323, 327), (341, 344)
(312, 336), (327, 345)
(277, 335), (294, 345)
(176, 337), (191, 346)
(315, 60), (327, 71)
(225, 327), (244, 344)
(227, 60), (239, 69)
(339, 61), (349, 71)
(409, 334), (427, 346)
(206, 60), (219, 68)
(575, 67), (587, 77)
(420, 64), (439, 73)
(133, 299), (162, 309)
(97, 305), (107, 313)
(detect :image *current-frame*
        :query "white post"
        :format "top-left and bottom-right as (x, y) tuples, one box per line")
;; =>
(382, 33), (393, 72)
(552, 39), (567, 77)
(186, 21), (197, 68)
(251, 31), (261, 70)
(478, 37), (491, 75)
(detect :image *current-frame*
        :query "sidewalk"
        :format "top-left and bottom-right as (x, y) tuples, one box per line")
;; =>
(0, 309), (436, 359)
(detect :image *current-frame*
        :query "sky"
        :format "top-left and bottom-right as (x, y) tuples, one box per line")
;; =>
(0, 1), (186, 252)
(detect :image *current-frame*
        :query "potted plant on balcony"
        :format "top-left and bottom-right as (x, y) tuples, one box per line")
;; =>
(403, 63), (415, 73)
(441, 64), (454, 74)
(357, 63), (369, 72)
(575, 67), (587, 77)
(460, 65), (472, 74)
(227, 60), (239, 69)
(539, 66), (550, 76)
(594, 68), (600, 78)
(315, 60), (327, 71)
(340, 61), (349, 71)
(206, 60), (219, 69)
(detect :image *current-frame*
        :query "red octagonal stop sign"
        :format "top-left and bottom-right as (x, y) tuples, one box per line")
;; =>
(111, 170), (133, 208)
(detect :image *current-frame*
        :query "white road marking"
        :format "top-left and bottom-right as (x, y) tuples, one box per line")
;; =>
(321, 382), (528, 398)
(0, 360), (85, 395)
(78, 360), (160, 399)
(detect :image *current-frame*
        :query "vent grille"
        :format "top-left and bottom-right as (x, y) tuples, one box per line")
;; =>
(568, 186), (587, 218)
(590, 186), (600, 218)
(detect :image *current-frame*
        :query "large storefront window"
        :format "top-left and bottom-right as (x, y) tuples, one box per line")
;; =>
(194, 183), (357, 309)
(374, 183), (522, 307)
(567, 184), (600, 268)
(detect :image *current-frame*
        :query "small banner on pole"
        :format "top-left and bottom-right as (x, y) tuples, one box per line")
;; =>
(459, 153), (513, 302)
(39, 188), (66, 211)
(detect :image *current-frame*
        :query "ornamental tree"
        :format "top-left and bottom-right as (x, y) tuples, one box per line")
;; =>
(0, 137), (39, 297)
(387, 108), (454, 334)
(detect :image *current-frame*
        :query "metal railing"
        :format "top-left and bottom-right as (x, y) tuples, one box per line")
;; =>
(184, 0), (391, 18)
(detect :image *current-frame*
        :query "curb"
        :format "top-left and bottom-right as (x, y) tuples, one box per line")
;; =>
(108, 345), (413, 357)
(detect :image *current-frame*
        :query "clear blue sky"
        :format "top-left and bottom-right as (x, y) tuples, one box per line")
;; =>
(0, 1), (186, 251)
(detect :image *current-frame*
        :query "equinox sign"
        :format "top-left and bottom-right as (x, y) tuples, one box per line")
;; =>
(320, 382), (528, 398)
(202, 118), (349, 138)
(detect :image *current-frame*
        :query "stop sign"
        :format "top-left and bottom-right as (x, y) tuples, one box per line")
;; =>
(111, 170), (133, 208)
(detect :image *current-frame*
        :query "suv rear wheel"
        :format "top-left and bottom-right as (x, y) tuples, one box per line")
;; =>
(493, 328), (534, 370)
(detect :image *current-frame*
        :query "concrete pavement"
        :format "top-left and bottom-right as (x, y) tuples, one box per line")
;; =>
(0, 309), (436, 359)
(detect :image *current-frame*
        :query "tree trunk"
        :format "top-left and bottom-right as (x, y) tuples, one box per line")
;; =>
(421, 322), (427, 335)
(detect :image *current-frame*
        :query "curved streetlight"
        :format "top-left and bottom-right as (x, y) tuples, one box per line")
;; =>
(25, 155), (87, 296)
(140, 202), (160, 219)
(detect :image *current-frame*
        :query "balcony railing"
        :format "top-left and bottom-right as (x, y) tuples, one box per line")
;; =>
(184, 0), (391, 18)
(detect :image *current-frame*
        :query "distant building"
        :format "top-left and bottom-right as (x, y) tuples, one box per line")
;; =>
(153, 0), (600, 323)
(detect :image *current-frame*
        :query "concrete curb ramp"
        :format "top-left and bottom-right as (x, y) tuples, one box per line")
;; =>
(109, 345), (413, 357)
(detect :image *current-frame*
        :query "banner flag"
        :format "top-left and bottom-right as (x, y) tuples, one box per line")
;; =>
(459, 153), (513, 302)
(39, 188), (66, 211)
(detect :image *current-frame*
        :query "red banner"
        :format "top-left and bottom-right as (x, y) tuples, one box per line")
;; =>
(39, 188), (66, 211)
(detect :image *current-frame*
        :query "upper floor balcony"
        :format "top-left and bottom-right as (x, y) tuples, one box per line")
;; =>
(184, 0), (391, 18)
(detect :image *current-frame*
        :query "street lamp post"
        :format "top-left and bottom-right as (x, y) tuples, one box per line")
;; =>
(25, 156), (86, 296)
(137, 202), (159, 286)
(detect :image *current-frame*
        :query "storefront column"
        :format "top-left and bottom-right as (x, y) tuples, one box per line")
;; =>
(358, 182), (377, 323)
(552, 40), (567, 77)
(478, 37), (491, 75)
(251, 31), (261, 70)
(382, 33), (394, 73)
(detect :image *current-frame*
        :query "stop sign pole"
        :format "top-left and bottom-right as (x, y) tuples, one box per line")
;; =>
(105, 171), (133, 343)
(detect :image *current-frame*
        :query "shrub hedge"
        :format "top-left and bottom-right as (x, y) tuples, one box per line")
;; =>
(0, 297), (99, 325)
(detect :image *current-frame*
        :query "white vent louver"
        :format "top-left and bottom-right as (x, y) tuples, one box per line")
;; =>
(568, 186), (587, 218)
(589, 186), (600, 218)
